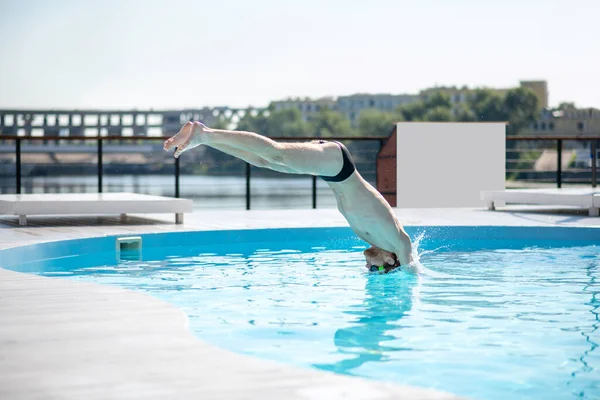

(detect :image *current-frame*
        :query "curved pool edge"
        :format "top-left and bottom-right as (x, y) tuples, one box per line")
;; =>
(0, 264), (462, 400)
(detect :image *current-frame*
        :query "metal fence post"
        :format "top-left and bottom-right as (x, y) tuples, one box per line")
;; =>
(16, 138), (21, 194)
(97, 139), (103, 193)
(376, 139), (385, 188)
(592, 140), (597, 188)
(175, 156), (180, 198)
(312, 175), (317, 209)
(556, 139), (562, 188)
(245, 162), (251, 210)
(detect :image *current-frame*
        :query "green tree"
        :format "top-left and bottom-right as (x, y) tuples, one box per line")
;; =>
(308, 108), (354, 137)
(397, 91), (455, 122)
(503, 87), (539, 134)
(556, 102), (576, 110)
(468, 89), (508, 122)
(265, 108), (310, 137)
(210, 116), (230, 130)
(453, 103), (477, 122)
(236, 109), (269, 134)
(424, 106), (452, 122)
(424, 92), (452, 109)
(358, 109), (403, 137)
(397, 101), (427, 121)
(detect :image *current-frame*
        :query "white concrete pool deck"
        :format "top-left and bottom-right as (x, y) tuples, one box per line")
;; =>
(1, 206), (599, 400)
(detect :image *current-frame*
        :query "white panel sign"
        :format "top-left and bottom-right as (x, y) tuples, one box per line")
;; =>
(396, 122), (505, 208)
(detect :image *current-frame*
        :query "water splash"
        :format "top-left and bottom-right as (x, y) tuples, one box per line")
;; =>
(409, 230), (451, 278)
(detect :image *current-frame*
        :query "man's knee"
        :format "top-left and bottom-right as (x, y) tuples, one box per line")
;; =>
(243, 153), (271, 168)
(263, 142), (286, 165)
(254, 157), (271, 168)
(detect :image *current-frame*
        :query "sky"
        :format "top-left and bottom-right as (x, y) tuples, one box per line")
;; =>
(0, 0), (599, 110)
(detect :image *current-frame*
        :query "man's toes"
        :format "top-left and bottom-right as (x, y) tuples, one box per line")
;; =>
(174, 144), (187, 158)
(164, 138), (175, 150)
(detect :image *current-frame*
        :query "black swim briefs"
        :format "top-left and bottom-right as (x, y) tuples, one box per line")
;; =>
(319, 141), (356, 183)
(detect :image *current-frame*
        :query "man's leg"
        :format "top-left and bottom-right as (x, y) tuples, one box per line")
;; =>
(205, 142), (301, 174)
(164, 122), (343, 177)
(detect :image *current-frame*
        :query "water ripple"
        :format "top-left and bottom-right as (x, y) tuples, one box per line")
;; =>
(42, 241), (600, 400)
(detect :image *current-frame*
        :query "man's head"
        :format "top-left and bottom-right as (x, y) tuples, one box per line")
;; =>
(363, 247), (400, 273)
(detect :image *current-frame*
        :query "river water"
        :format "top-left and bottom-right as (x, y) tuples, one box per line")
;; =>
(0, 175), (339, 210)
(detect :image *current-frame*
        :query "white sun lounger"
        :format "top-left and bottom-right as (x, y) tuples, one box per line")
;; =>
(0, 193), (194, 226)
(481, 188), (600, 217)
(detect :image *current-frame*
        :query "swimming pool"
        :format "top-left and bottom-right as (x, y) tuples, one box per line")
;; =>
(2, 226), (599, 400)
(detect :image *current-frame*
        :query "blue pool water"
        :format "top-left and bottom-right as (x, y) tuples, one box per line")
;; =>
(3, 227), (600, 399)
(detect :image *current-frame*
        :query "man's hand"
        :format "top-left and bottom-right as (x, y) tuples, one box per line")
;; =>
(163, 121), (207, 158)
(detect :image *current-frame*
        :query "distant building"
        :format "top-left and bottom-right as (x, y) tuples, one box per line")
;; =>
(336, 94), (418, 127)
(419, 80), (548, 109)
(271, 97), (336, 122)
(0, 107), (256, 137)
(520, 80), (548, 109)
(526, 107), (600, 136)
(271, 80), (550, 128)
(272, 94), (419, 127)
(524, 106), (600, 168)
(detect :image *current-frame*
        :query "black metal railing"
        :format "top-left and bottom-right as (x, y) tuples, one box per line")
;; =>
(2, 135), (387, 210)
(507, 136), (599, 188)
(2, 135), (597, 209)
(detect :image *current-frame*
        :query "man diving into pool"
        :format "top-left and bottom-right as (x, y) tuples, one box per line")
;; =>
(164, 121), (414, 273)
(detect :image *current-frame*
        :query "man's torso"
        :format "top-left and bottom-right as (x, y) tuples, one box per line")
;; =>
(328, 174), (401, 252)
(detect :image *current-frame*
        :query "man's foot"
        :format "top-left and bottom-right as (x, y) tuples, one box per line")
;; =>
(163, 121), (206, 158)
